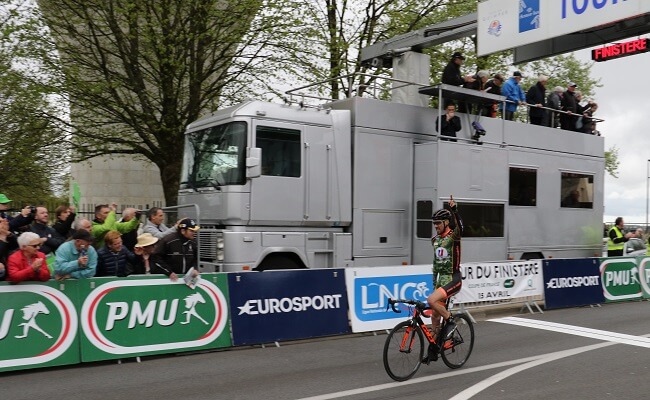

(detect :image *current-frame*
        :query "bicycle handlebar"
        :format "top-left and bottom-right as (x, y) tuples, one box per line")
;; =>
(387, 298), (428, 313)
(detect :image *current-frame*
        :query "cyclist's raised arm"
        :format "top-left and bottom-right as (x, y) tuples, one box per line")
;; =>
(449, 197), (463, 238)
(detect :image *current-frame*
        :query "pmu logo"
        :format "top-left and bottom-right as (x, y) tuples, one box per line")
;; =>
(600, 259), (642, 301)
(519, 0), (540, 33)
(354, 275), (432, 321)
(81, 279), (228, 355)
(0, 285), (78, 369)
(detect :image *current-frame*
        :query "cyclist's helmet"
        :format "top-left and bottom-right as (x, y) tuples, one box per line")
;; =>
(432, 208), (452, 222)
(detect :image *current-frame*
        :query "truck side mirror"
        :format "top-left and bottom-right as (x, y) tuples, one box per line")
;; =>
(246, 147), (262, 178)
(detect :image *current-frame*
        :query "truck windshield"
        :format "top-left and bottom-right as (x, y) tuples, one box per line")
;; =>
(180, 121), (247, 188)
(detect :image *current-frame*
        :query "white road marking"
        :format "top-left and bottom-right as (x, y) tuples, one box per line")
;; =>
(297, 318), (650, 400)
(489, 317), (650, 348)
(447, 317), (650, 400)
(294, 355), (545, 400)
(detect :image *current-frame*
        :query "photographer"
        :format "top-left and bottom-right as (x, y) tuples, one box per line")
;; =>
(0, 193), (35, 233)
(435, 104), (462, 142)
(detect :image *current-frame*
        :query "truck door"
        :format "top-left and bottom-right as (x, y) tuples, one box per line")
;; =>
(250, 121), (304, 224)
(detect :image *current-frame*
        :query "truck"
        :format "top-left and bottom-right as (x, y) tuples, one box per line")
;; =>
(177, 82), (605, 272)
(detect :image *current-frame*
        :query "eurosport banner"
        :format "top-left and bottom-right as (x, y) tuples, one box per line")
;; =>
(78, 274), (231, 362)
(228, 269), (349, 346)
(455, 260), (543, 304)
(345, 265), (433, 333)
(543, 258), (604, 309)
(0, 281), (80, 372)
(600, 257), (643, 302)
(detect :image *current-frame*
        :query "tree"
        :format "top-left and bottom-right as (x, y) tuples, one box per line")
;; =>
(604, 146), (619, 178)
(29, 0), (302, 206)
(0, 0), (69, 204)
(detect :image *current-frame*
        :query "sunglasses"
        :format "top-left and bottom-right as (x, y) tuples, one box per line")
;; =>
(27, 244), (41, 248)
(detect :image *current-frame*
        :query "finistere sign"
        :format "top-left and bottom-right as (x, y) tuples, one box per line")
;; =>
(592, 38), (649, 62)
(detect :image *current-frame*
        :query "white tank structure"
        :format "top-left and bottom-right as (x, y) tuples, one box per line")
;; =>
(70, 156), (165, 214)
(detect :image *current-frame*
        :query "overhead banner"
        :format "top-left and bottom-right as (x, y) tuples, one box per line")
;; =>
(345, 265), (434, 333)
(455, 260), (543, 304)
(543, 258), (604, 309)
(478, 0), (650, 56)
(79, 274), (231, 362)
(228, 269), (349, 345)
(0, 282), (80, 372)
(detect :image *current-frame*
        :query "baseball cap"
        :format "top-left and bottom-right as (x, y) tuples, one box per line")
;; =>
(569, 82), (578, 87)
(0, 194), (12, 204)
(451, 52), (465, 60)
(72, 229), (94, 242)
(178, 218), (200, 231)
(513, 71), (523, 77)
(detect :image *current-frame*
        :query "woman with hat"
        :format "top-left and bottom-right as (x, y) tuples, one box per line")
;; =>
(131, 233), (159, 274)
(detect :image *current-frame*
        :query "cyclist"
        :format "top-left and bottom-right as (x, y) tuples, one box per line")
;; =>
(424, 195), (463, 362)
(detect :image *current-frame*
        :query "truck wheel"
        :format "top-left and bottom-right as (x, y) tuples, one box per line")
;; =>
(256, 254), (304, 271)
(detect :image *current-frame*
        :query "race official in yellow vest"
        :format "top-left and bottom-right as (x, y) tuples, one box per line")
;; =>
(607, 217), (633, 257)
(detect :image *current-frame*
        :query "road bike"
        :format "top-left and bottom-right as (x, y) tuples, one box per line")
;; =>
(383, 298), (475, 381)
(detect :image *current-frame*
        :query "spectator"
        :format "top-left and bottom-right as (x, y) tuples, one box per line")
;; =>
(560, 82), (579, 131)
(461, 70), (489, 114)
(7, 232), (51, 282)
(526, 75), (548, 126)
(29, 206), (65, 255)
(0, 217), (12, 280)
(607, 217), (633, 257)
(580, 101), (598, 134)
(435, 104), (462, 142)
(441, 52), (475, 87)
(96, 230), (136, 277)
(635, 228), (644, 239)
(119, 208), (141, 252)
(441, 52), (475, 107)
(500, 71), (526, 121)
(92, 203), (139, 248)
(131, 233), (159, 275)
(54, 229), (97, 280)
(546, 86), (564, 128)
(143, 207), (177, 239)
(483, 73), (504, 117)
(52, 205), (76, 239)
(0, 194), (34, 233)
(73, 218), (93, 235)
(151, 218), (200, 281)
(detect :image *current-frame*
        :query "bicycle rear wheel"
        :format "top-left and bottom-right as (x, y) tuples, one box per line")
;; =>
(383, 321), (424, 381)
(441, 313), (474, 369)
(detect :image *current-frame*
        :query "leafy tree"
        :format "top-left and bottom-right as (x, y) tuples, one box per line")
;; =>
(604, 146), (619, 178)
(0, 0), (69, 204)
(28, 0), (302, 206)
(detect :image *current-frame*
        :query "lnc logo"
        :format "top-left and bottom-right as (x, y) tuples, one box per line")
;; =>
(354, 275), (432, 321)
(0, 285), (78, 370)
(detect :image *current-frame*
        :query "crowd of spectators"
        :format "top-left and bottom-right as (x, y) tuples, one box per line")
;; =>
(0, 194), (200, 283)
(441, 52), (601, 135)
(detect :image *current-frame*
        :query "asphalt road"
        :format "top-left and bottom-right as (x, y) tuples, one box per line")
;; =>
(2, 301), (650, 400)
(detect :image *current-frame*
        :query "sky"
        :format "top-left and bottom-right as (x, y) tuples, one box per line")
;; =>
(571, 48), (649, 225)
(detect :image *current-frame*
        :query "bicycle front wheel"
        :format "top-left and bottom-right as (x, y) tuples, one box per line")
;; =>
(441, 313), (474, 369)
(383, 321), (424, 381)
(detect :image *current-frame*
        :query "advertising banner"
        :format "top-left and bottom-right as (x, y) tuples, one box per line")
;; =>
(455, 260), (543, 304)
(79, 274), (231, 362)
(637, 257), (650, 299)
(345, 265), (433, 333)
(228, 269), (349, 346)
(478, 0), (650, 56)
(600, 257), (643, 302)
(0, 281), (80, 372)
(543, 258), (604, 309)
